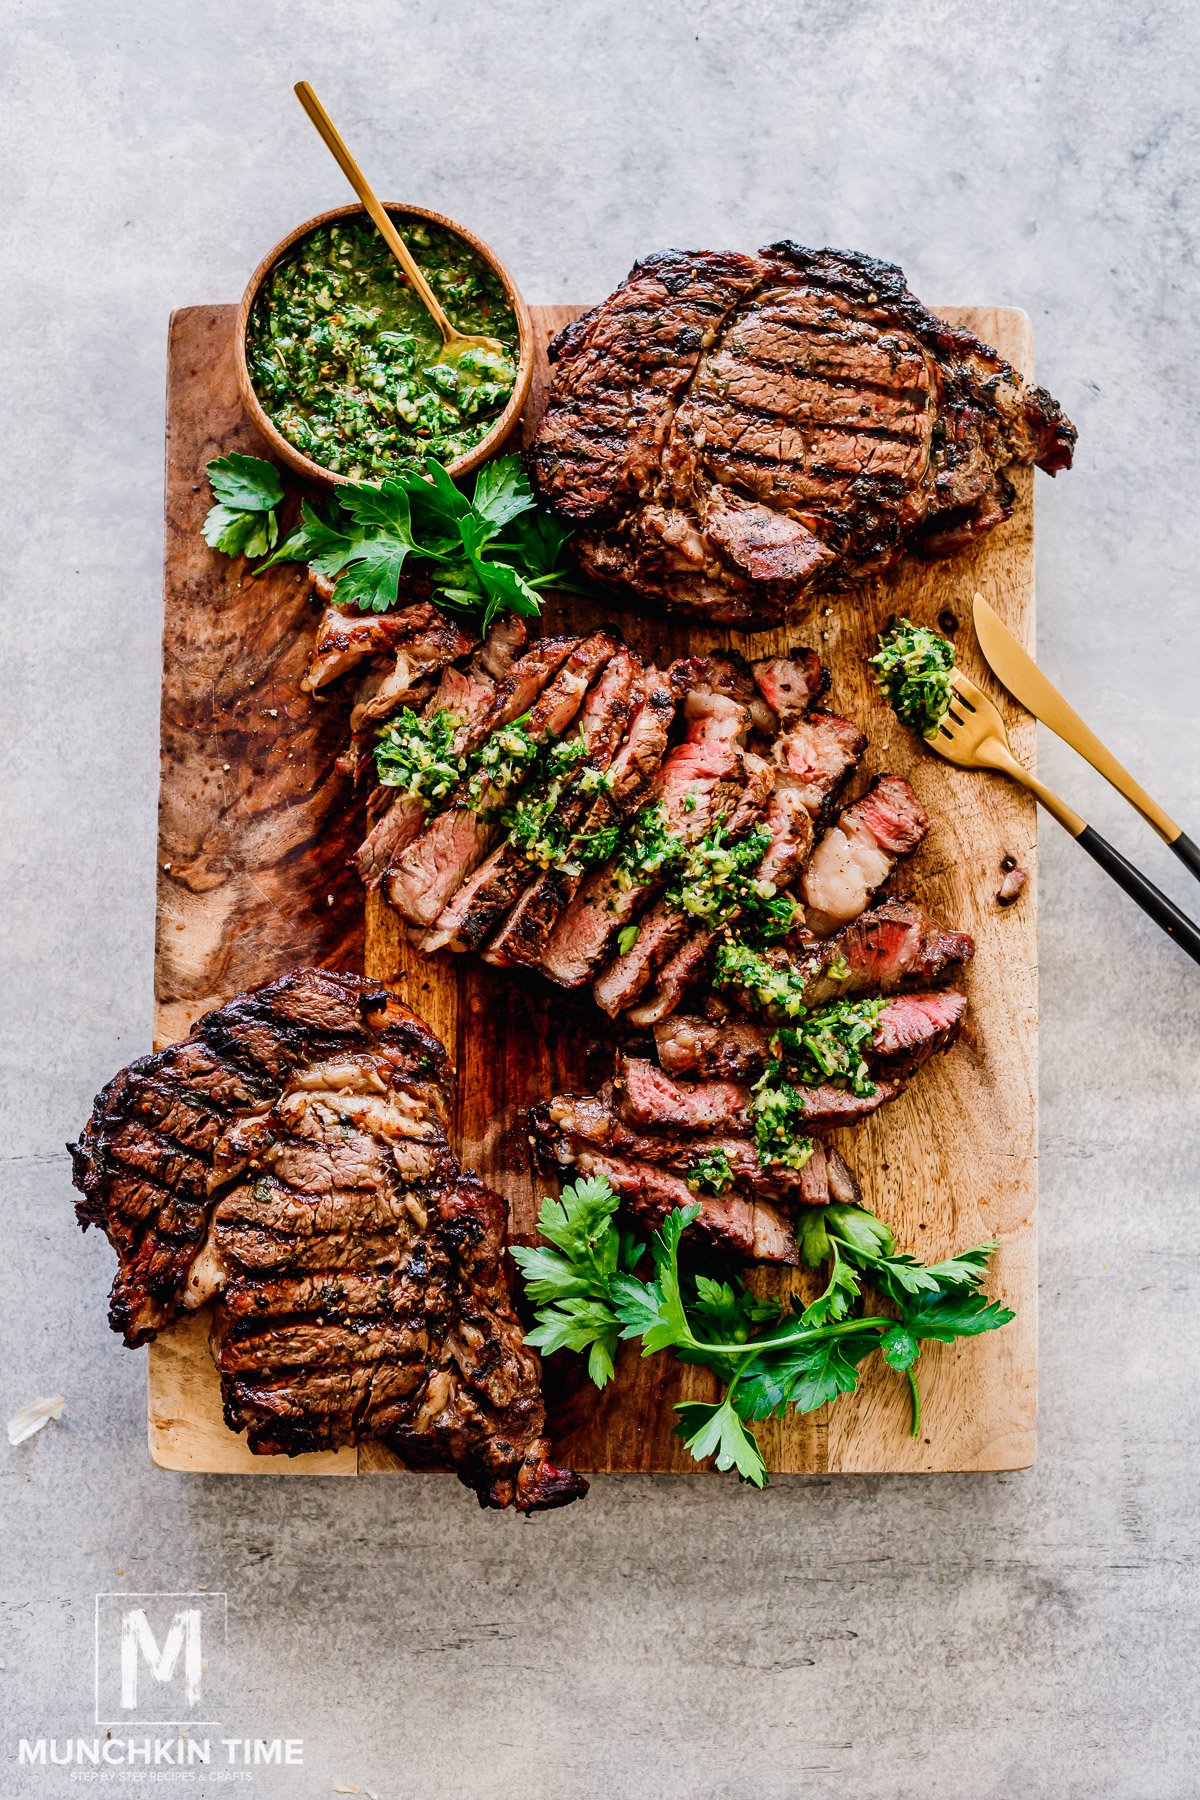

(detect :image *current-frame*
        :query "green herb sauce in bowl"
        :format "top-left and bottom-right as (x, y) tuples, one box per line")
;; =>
(236, 204), (532, 486)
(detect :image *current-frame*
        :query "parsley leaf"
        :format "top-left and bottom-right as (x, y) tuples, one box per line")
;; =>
(211, 450), (576, 628)
(206, 453), (284, 514)
(736, 1329), (880, 1420)
(512, 1174), (1015, 1483)
(335, 537), (417, 613)
(202, 505), (278, 559)
(202, 455), (283, 558)
(798, 1244), (862, 1327)
(470, 455), (540, 534)
(901, 1291), (1015, 1340)
(676, 1397), (768, 1487)
(258, 496), (352, 578)
(509, 507), (575, 576)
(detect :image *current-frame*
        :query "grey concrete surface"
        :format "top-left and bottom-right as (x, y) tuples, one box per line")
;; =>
(2, 2), (1199, 1795)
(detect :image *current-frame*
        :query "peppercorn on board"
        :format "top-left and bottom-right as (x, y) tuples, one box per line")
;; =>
(149, 302), (1037, 1476)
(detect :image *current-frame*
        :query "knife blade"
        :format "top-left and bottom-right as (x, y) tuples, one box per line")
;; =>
(971, 591), (1200, 880)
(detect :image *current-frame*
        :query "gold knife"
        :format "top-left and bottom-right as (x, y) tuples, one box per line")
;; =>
(972, 591), (1200, 881)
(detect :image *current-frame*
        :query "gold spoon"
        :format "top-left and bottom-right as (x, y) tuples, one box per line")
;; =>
(293, 80), (506, 363)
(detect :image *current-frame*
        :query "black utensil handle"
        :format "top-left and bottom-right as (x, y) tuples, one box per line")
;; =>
(1077, 826), (1200, 964)
(1170, 831), (1200, 883)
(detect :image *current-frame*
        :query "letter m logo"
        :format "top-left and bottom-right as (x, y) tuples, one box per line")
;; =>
(121, 1607), (202, 1709)
(95, 1592), (227, 1724)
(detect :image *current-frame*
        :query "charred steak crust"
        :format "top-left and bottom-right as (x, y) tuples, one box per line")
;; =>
(530, 243), (1076, 625)
(69, 970), (585, 1513)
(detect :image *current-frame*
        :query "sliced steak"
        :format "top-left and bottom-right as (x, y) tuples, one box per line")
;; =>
(355, 618), (532, 889)
(626, 699), (863, 1026)
(347, 614), (479, 746)
(616, 1053), (899, 1133)
(591, 751), (774, 1016)
(485, 663), (677, 969)
(303, 600), (469, 695)
(618, 1055), (750, 1132)
(773, 711), (867, 830)
(531, 243), (1075, 627)
(543, 1086), (820, 1202)
(388, 633), (617, 929)
(422, 648), (642, 956)
(356, 665), (493, 889)
(540, 719), (746, 987)
(750, 648), (828, 722)
(802, 774), (928, 936)
(531, 1117), (798, 1265)
(872, 988), (968, 1067)
(653, 989), (965, 1083)
(795, 895), (975, 1007)
(70, 971), (585, 1514)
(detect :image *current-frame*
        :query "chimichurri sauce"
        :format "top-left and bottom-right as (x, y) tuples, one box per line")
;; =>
(246, 215), (518, 479)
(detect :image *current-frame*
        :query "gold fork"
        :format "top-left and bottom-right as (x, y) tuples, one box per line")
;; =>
(930, 668), (1200, 966)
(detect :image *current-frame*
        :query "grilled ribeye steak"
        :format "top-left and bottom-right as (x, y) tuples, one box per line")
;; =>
(69, 970), (585, 1513)
(530, 244), (1076, 625)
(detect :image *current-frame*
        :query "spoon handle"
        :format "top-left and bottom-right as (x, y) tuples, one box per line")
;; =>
(293, 81), (454, 345)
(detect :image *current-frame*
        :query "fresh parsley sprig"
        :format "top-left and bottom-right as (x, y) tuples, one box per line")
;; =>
(512, 1177), (1013, 1486)
(203, 451), (577, 627)
(201, 454), (284, 558)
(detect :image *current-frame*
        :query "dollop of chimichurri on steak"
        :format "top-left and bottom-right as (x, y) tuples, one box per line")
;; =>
(246, 216), (519, 479)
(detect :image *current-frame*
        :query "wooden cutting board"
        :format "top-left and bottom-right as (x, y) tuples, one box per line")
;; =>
(150, 301), (1038, 1477)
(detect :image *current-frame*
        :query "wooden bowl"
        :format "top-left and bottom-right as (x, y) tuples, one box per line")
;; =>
(234, 201), (535, 489)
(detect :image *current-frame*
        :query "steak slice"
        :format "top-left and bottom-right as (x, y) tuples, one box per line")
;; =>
(485, 663), (677, 969)
(70, 971), (585, 1513)
(303, 600), (469, 695)
(531, 244), (1075, 627)
(423, 648), (642, 956)
(530, 1106), (799, 1265)
(542, 1086), (822, 1203)
(529, 1093), (864, 1264)
(794, 895), (975, 1007)
(355, 621), (530, 889)
(626, 699), (865, 1026)
(540, 717), (746, 987)
(750, 648), (828, 722)
(591, 750), (775, 1016)
(616, 1052), (900, 1133)
(653, 989), (967, 1083)
(801, 774), (928, 936)
(387, 633), (616, 929)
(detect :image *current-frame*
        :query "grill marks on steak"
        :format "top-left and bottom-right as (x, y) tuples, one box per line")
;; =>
(69, 971), (585, 1513)
(531, 244), (1076, 626)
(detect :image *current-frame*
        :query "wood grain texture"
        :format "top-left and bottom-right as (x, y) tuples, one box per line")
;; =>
(150, 302), (1038, 1479)
(155, 307), (365, 1050)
